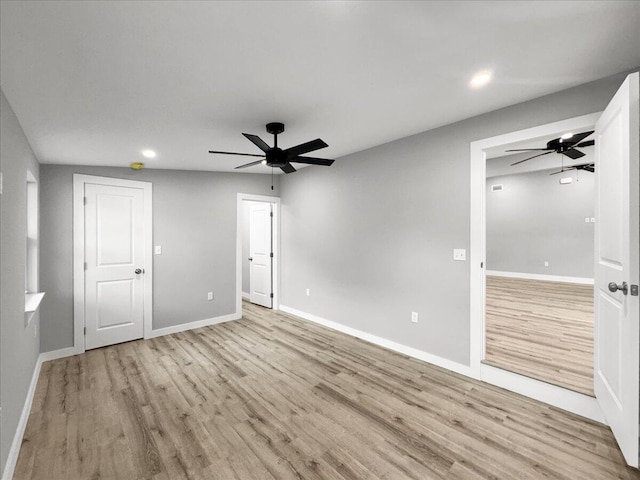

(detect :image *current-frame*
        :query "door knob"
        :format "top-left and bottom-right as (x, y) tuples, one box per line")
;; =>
(135, 268), (142, 275)
(248, 257), (253, 262)
(608, 281), (628, 295)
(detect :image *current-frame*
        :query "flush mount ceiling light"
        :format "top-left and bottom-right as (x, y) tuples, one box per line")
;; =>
(141, 149), (156, 158)
(561, 132), (574, 140)
(469, 70), (492, 89)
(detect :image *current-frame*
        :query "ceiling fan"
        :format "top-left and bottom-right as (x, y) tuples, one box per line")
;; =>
(208, 122), (334, 174)
(550, 162), (595, 176)
(507, 130), (595, 166)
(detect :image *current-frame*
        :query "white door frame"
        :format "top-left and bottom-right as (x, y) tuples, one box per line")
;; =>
(469, 112), (606, 423)
(236, 193), (280, 315)
(73, 174), (153, 354)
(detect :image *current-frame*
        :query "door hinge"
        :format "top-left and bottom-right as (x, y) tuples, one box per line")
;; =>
(84, 327), (86, 335)
(84, 262), (87, 270)
(480, 262), (484, 269)
(83, 196), (87, 206)
(270, 252), (274, 258)
(270, 212), (273, 217)
(270, 293), (274, 299)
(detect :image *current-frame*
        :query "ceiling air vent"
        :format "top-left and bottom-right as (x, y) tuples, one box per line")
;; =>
(491, 184), (503, 192)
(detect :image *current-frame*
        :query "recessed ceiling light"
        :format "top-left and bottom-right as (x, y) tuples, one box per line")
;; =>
(561, 133), (574, 139)
(141, 149), (156, 158)
(469, 70), (492, 89)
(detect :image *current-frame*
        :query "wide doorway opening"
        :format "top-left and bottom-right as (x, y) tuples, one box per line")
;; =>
(484, 142), (596, 396)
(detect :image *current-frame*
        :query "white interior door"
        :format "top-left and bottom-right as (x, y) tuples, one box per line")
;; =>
(594, 72), (639, 467)
(84, 182), (146, 349)
(249, 203), (272, 308)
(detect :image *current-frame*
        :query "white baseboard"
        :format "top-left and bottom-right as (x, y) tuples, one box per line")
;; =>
(40, 346), (82, 362)
(2, 354), (43, 480)
(486, 270), (594, 285)
(242, 292), (250, 300)
(146, 312), (241, 339)
(279, 305), (474, 378)
(480, 363), (605, 424)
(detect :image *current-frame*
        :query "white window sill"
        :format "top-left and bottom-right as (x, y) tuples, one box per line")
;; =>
(25, 292), (45, 325)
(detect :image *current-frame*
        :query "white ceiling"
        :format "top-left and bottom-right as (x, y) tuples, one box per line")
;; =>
(1, 1), (639, 174)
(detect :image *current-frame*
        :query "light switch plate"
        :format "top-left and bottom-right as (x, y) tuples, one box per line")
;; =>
(155, 246), (162, 255)
(453, 249), (466, 261)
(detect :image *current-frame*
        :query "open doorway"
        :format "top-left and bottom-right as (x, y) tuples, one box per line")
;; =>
(236, 193), (280, 315)
(484, 137), (596, 396)
(470, 74), (639, 467)
(470, 112), (605, 423)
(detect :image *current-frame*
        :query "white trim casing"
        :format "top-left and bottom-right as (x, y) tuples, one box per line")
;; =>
(236, 193), (281, 315)
(279, 305), (474, 378)
(73, 174), (153, 354)
(485, 270), (594, 285)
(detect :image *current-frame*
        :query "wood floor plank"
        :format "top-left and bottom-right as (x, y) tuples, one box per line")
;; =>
(14, 300), (638, 479)
(484, 275), (595, 395)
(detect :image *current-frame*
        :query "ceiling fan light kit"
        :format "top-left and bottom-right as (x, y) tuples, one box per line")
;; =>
(208, 122), (335, 175)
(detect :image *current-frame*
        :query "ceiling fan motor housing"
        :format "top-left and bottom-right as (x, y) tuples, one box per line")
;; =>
(265, 148), (287, 167)
(266, 122), (285, 135)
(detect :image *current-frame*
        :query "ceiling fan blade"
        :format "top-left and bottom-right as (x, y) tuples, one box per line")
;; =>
(209, 150), (265, 158)
(284, 138), (328, 158)
(242, 133), (271, 153)
(576, 140), (595, 148)
(288, 156), (334, 166)
(561, 148), (585, 160)
(575, 163), (595, 172)
(280, 163), (296, 174)
(505, 148), (553, 152)
(550, 167), (576, 175)
(565, 130), (594, 145)
(510, 150), (554, 166)
(234, 159), (265, 169)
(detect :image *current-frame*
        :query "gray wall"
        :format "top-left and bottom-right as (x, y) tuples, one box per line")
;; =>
(279, 69), (636, 366)
(486, 169), (594, 278)
(39, 165), (279, 353)
(0, 90), (41, 475)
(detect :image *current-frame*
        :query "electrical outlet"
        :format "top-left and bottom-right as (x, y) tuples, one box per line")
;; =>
(411, 312), (418, 323)
(544, 261), (549, 267)
(306, 288), (310, 296)
(207, 291), (213, 301)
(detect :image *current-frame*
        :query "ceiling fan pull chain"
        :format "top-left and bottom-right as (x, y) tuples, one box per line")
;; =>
(271, 167), (274, 190)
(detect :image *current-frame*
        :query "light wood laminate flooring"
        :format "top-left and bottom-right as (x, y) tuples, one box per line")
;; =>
(15, 300), (636, 479)
(484, 275), (594, 396)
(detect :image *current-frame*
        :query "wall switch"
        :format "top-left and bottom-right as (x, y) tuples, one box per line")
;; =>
(544, 261), (549, 267)
(585, 217), (590, 223)
(411, 312), (418, 323)
(207, 291), (213, 301)
(453, 249), (466, 261)
(590, 218), (595, 223)
(306, 288), (310, 296)
(155, 245), (162, 255)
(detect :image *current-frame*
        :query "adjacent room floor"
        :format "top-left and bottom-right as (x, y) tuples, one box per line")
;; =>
(15, 301), (635, 479)
(484, 275), (594, 396)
